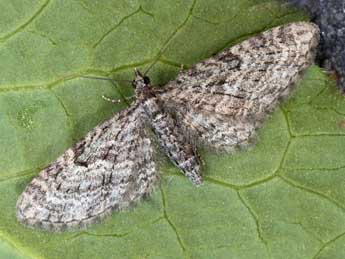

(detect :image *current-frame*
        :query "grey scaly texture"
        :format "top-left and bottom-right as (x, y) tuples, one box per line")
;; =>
(16, 22), (319, 231)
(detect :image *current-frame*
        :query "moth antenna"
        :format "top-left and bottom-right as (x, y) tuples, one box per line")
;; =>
(82, 75), (132, 106)
(82, 75), (132, 83)
(143, 36), (176, 76)
(143, 61), (156, 77)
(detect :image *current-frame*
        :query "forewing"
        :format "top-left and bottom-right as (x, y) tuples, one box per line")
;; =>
(159, 22), (319, 116)
(16, 104), (157, 231)
(158, 22), (319, 150)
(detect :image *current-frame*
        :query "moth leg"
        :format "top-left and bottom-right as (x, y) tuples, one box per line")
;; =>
(102, 95), (135, 104)
(102, 95), (121, 103)
(179, 64), (185, 73)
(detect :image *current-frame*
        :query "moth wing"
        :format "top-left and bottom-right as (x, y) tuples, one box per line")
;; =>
(157, 22), (319, 150)
(16, 104), (157, 231)
(159, 22), (319, 118)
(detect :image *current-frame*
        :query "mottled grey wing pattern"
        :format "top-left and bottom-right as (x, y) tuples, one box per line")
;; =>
(158, 22), (319, 151)
(16, 22), (319, 231)
(16, 104), (157, 231)
(160, 91), (258, 151)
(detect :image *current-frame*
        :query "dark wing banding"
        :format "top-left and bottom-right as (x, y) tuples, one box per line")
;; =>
(16, 104), (157, 231)
(158, 22), (319, 151)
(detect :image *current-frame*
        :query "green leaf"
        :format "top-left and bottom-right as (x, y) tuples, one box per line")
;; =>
(1, 1), (345, 258)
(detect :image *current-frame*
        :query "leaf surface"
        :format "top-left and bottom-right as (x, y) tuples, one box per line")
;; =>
(1, 1), (345, 258)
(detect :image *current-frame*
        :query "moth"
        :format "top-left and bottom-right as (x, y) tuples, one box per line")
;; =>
(16, 22), (319, 231)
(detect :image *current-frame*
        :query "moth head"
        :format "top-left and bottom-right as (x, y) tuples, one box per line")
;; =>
(132, 69), (151, 90)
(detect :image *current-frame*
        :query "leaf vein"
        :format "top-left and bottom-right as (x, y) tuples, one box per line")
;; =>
(0, 0), (51, 44)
